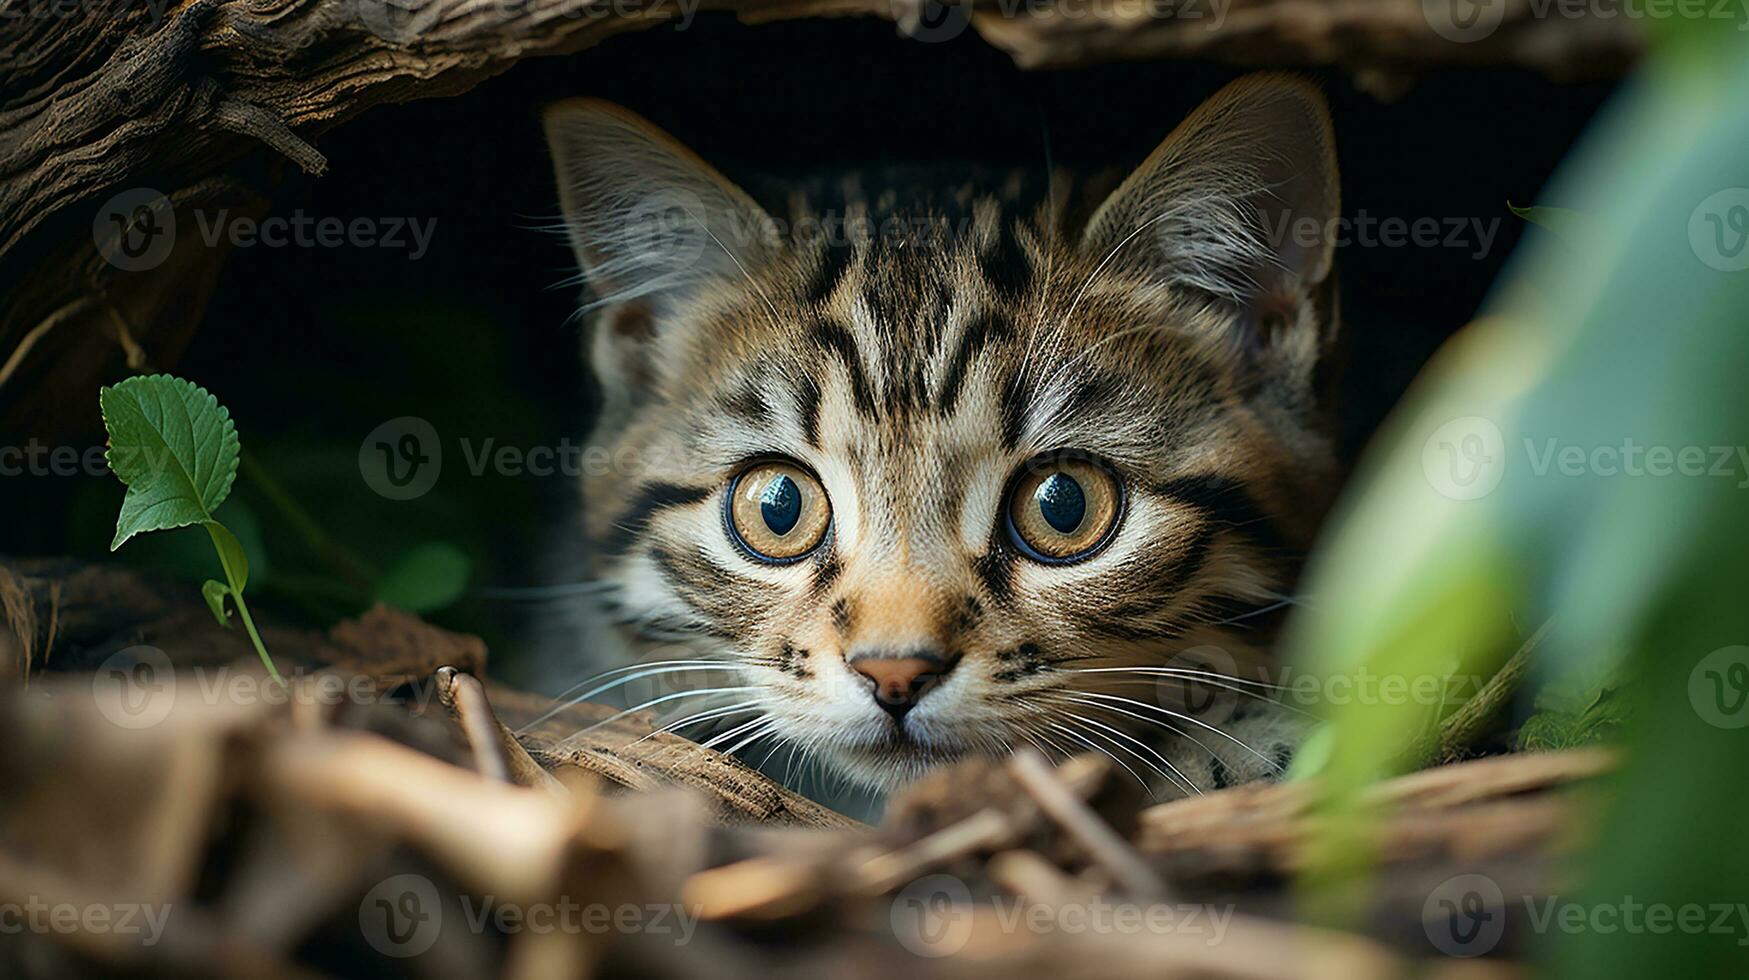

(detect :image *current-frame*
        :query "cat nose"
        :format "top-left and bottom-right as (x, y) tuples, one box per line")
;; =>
(847, 651), (951, 721)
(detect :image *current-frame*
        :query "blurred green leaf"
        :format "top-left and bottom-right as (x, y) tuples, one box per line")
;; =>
(373, 541), (471, 614)
(1285, 22), (1749, 973)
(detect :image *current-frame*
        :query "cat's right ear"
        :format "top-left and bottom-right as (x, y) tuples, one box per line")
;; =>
(543, 100), (778, 394)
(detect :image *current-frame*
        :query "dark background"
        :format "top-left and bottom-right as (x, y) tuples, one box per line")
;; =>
(8, 15), (1615, 687)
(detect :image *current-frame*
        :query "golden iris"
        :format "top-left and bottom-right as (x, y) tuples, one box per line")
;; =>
(727, 461), (831, 562)
(1006, 457), (1121, 561)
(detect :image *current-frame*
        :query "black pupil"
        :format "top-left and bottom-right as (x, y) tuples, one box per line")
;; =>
(1035, 473), (1086, 534)
(760, 474), (802, 535)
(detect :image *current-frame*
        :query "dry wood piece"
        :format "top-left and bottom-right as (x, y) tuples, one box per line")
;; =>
(1137, 748), (1610, 878)
(259, 729), (605, 903)
(496, 684), (862, 828)
(969, 0), (1641, 75)
(1011, 748), (1168, 901)
(987, 848), (1100, 907)
(0, 556), (851, 825)
(682, 856), (824, 920)
(852, 808), (1019, 893)
(0, 557), (1615, 976)
(435, 665), (514, 783)
(0, 665), (1608, 977)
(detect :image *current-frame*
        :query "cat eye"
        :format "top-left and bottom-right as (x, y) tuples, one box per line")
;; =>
(725, 460), (832, 563)
(1005, 455), (1123, 563)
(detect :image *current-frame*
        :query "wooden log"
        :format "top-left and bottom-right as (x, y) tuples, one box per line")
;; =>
(0, 556), (856, 827)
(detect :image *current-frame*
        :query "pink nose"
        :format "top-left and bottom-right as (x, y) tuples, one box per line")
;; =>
(850, 656), (948, 720)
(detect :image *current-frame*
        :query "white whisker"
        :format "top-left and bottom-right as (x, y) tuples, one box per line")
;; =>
(1043, 720), (1152, 793)
(518, 661), (742, 733)
(560, 686), (760, 744)
(1053, 710), (1192, 796)
(1061, 690), (1285, 772)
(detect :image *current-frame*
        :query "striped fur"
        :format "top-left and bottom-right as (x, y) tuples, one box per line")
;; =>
(545, 74), (1343, 795)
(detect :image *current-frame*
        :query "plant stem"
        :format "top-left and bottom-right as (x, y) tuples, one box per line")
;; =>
(229, 588), (284, 688)
(209, 520), (286, 689)
(1432, 617), (1554, 762)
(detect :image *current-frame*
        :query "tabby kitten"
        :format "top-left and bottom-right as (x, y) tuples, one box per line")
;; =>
(543, 74), (1341, 796)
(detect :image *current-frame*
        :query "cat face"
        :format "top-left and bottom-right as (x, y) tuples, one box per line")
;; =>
(545, 75), (1342, 791)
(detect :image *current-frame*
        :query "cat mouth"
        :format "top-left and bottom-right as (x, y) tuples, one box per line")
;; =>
(839, 726), (969, 765)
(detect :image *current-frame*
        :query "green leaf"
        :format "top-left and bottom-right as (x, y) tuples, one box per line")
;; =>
(100, 375), (240, 551)
(201, 580), (232, 626)
(372, 542), (471, 614)
(95, 498), (271, 586)
(204, 520), (249, 592)
(1285, 25), (1749, 973)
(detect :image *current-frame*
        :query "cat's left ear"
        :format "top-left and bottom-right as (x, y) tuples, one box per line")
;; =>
(542, 98), (780, 318)
(544, 99), (781, 413)
(1083, 73), (1339, 338)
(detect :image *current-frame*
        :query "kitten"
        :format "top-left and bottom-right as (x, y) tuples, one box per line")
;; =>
(542, 74), (1341, 798)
